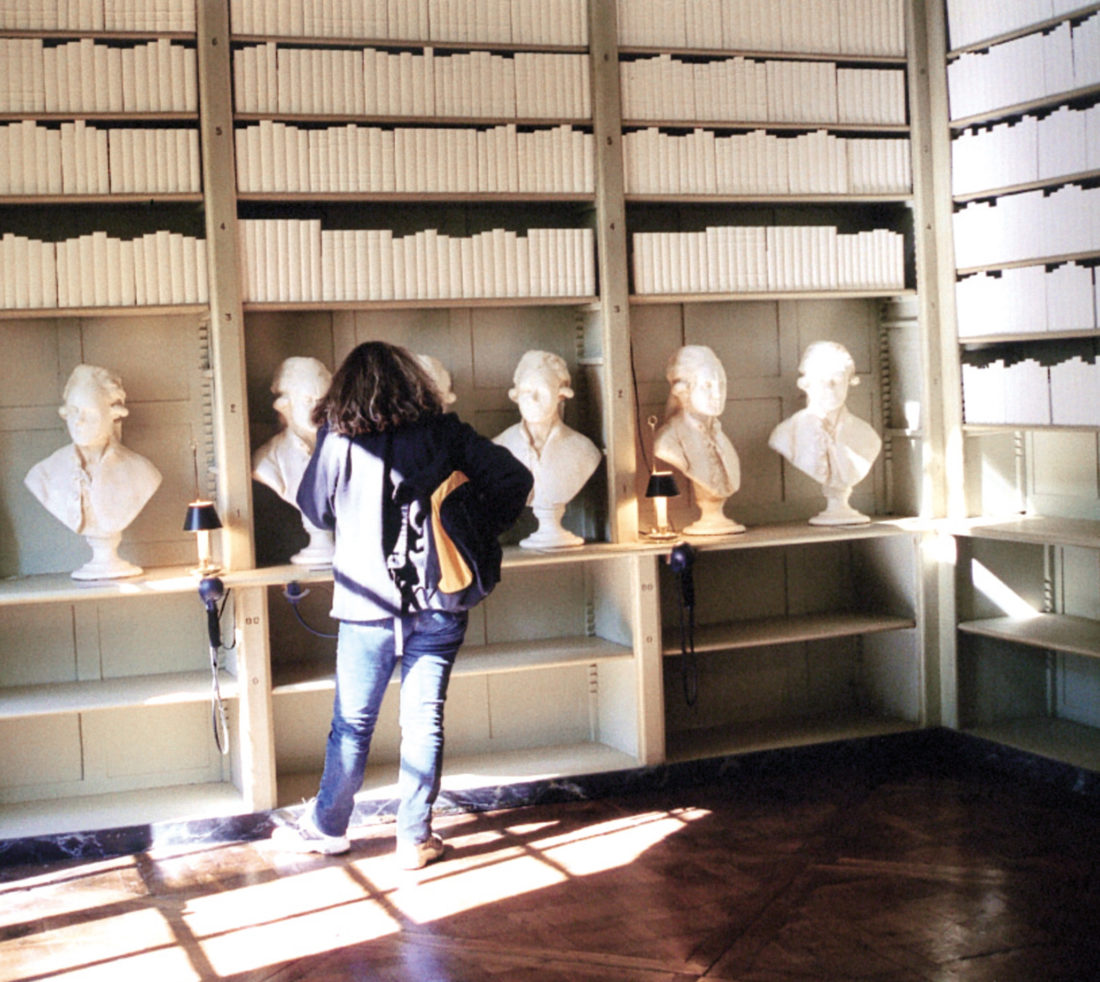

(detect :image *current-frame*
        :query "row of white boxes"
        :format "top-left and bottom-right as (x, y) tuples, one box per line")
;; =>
(0, 37), (197, 113)
(623, 128), (911, 195)
(620, 55), (907, 125)
(233, 44), (591, 119)
(947, 14), (1100, 120)
(952, 104), (1100, 197)
(630, 226), (905, 294)
(0, 0), (196, 31)
(235, 122), (594, 194)
(615, 0), (906, 56)
(962, 355), (1100, 426)
(945, 0), (1085, 50)
(229, 0), (588, 46)
(952, 184), (1100, 268)
(955, 261), (1100, 338)
(238, 220), (596, 303)
(0, 230), (208, 308)
(1, 121), (200, 195)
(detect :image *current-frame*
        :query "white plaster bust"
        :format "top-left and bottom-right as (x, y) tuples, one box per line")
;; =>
(493, 350), (601, 548)
(252, 356), (334, 565)
(654, 345), (744, 535)
(24, 364), (162, 580)
(768, 340), (882, 525)
(415, 352), (457, 407)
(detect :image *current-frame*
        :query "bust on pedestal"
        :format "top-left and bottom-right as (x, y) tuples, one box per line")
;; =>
(654, 345), (744, 535)
(493, 350), (601, 549)
(768, 340), (882, 525)
(24, 364), (162, 580)
(252, 356), (334, 565)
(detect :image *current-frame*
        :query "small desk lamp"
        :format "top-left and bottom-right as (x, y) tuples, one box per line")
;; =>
(644, 415), (680, 539)
(183, 499), (222, 576)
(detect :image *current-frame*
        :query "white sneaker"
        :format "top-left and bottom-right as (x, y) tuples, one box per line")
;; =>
(271, 807), (350, 856)
(396, 833), (445, 870)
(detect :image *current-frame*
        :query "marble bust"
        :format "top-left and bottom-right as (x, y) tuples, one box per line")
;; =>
(493, 350), (601, 548)
(252, 356), (334, 565)
(654, 344), (744, 535)
(415, 352), (457, 407)
(24, 364), (162, 580)
(768, 340), (882, 525)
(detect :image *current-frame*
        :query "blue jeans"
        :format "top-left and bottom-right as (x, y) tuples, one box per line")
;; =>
(311, 609), (467, 845)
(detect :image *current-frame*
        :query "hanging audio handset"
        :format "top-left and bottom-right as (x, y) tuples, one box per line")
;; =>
(667, 543), (698, 707)
(197, 576), (229, 754)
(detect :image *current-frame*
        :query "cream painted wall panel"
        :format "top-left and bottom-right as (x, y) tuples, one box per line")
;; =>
(81, 703), (228, 787)
(863, 629), (922, 721)
(0, 717), (83, 793)
(786, 543), (854, 616)
(0, 605), (76, 687)
(98, 594), (207, 678)
(659, 549), (787, 628)
(485, 666), (593, 749)
(1029, 431), (1100, 510)
(1062, 546), (1100, 621)
(272, 689), (334, 773)
(482, 565), (589, 644)
(958, 539), (1046, 621)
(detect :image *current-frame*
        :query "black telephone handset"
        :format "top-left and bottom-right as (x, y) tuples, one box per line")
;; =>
(198, 575), (225, 649)
(667, 543), (697, 707)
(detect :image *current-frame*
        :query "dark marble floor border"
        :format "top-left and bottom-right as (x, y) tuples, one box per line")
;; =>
(1, 727), (1096, 870)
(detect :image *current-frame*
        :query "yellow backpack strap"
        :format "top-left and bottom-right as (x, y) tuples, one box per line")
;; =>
(430, 470), (474, 593)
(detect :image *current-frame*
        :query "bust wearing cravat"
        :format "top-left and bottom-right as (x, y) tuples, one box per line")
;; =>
(25, 364), (162, 579)
(768, 340), (881, 525)
(493, 350), (601, 548)
(654, 345), (744, 535)
(252, 356), (334, 565)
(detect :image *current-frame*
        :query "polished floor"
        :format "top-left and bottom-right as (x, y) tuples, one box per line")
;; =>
(2, 756), (1099, 981)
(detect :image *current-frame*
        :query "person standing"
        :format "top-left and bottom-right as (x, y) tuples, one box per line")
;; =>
(272, 341), (532, 867)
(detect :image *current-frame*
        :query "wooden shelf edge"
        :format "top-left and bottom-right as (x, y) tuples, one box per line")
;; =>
(950, 82), (1100, 131)
(618, 45), (906, 64)
(956, 250), (1100, 276)
(0, 783), (245, 841)
(0, 303), (208, 321)
(959, 329), (1100, 344)
(665, 715), (922, 763)
(621, 118), (908, 133)
(272, 636), (633, 694)
(276, 741), (641, 809)
(0, 670), (238, 721)
(625, 192), (912, 204)
(662, 611), (916, 656)
(958, 613), (1100, 660)
(946, 3), (1100, 58)
(242, 296), (596, 311)
(631, 288), (914, 303)
(234, 112), (590, 126)
(0, 193), (203, 205)
(230, 34), (588, 54)
(237, 191), (596, 203)
(962, 718), (1100, 773)
(953, 167), (1100, 203)
(942, 515), (1100, 548)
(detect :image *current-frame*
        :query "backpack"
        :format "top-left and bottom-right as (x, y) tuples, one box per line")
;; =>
(384, 433), (501, 613)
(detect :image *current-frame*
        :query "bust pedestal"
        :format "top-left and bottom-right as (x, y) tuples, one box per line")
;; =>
(73, 533), (143, 580)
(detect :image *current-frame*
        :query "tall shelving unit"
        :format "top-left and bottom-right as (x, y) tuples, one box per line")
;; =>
(935, 0), (1100, 769)
(18, 0), (1093, 845)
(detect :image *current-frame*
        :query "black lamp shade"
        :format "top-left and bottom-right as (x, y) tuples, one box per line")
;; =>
(645, 471), (680, 499)
(183, 500), (222, 532)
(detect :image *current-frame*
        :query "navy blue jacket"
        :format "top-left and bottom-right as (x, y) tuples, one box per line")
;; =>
(297, 412), (532, 622)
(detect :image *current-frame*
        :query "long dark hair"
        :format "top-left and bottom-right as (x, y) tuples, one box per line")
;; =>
(313, 341), (444, 436)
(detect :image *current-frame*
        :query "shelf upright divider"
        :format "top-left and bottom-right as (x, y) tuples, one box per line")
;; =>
(196, 0), (276, 811)
(589, 0), (639, 543)
(909, 0), (963, 728)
